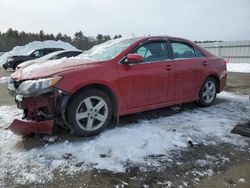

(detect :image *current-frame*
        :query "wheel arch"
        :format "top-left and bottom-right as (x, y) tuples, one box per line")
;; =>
(205, 74), (220, 93)
(66, 83), (119, 117)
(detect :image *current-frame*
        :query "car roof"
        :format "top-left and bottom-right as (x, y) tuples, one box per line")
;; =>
(138, 35), (190, 42)
(57, 50), (82, 53)
(41, 47), (64, 50)
(37, 50), (82, 60)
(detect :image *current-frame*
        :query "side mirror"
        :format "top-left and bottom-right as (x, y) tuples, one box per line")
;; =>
(126, 54), (144, 64)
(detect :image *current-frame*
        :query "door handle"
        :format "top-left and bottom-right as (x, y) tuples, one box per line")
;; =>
(202, 61), (208, 66)
(164, 64), (173, 71)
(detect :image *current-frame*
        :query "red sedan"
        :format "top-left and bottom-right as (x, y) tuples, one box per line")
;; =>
(8, 36), (227, 136)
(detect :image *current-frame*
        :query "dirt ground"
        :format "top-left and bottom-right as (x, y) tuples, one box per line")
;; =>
(0, 68), (13, 105)
(0, 68), (250, 188)
(225, 72), (250, 95)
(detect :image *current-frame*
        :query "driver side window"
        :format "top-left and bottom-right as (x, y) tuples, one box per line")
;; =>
(134, 42), (169, 63)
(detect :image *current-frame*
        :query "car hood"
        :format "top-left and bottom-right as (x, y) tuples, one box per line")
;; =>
(11, 58), (99, 81)
(17, 59), (43, 69)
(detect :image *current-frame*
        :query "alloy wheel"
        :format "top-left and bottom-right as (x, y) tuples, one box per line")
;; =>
(202, 80), (216, 104)
(75, 96), (108, 131)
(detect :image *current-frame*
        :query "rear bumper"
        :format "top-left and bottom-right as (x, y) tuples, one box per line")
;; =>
(219, 70), (227, 92)
(9, 119), (54, 136)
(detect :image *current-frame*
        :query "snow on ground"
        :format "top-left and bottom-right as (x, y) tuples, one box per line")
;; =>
(227, 63), (250, 73)
(0, 92), (250, 185)
(0, 76), (10, 84)
(238, 178), (246, 183)
(0, 40), (78, 66)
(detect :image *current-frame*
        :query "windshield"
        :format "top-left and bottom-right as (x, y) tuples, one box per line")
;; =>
(77, 37), (139, 61)
(37, 50), (65, 61)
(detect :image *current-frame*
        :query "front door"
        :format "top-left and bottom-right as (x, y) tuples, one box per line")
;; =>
(118, 41), (174, 109)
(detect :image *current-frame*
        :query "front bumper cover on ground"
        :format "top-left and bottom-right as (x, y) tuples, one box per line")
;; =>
(9, 119), (54, 136)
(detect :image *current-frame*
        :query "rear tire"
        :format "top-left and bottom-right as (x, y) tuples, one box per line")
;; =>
(198, 77), (217, 107)
(66, 89), (113, 136)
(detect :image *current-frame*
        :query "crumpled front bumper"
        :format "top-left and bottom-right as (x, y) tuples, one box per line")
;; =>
(7, 77), (71, 136)
(9, 119), (54, 136)
(7, 81), (58, 136)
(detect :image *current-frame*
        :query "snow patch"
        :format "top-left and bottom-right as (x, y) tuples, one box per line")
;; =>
(0, 105), (22, 129)
(191, 169), (214, 177)
(76, 37), (135, 61)
(0, 40), (78, 65)
(21, 58), (68, 76)
(157, 180), (172, 187)
(227, 63), (250, 73)
(196, 159), (212, 167)
(239, 178), (246, 183)
(0, 92), (250, 186)
(0, 76), (11, 84)
(42, 135), (59, 143)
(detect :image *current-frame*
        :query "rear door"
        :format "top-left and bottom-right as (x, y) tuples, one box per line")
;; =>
(118, 40), (175, 109)
(170, 40), (208, 100)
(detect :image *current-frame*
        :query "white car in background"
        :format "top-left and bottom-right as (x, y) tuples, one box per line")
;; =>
(17, 50), (82, 69)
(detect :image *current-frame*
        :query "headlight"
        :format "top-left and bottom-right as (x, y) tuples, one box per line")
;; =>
(17, 76), (62, 96)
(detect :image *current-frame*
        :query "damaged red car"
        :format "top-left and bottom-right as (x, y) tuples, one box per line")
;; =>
(8, 36), (227, 136)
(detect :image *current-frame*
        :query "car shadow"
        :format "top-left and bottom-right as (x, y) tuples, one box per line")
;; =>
(114, 97), (226, 128)
(19, 98), (228, 150)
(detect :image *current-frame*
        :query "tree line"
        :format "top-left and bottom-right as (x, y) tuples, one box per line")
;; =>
(0, 28), (122, 52)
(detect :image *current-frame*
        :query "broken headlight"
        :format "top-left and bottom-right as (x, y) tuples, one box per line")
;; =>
(17, 76), (62, 96)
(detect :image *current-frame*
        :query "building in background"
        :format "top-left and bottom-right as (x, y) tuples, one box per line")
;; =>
(198, 41), (250, 64)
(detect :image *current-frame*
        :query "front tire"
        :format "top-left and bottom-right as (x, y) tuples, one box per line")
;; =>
(66, 89), (113, 136)
(198, 77), (217, 107)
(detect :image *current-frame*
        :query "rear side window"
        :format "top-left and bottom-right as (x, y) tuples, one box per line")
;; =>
(31, 50), (44, 57)
(57, 53), (69, 59)
(134, 42), (169, 62)
(63, 52), (81, 58)
(171, 42), (196, 59)
(55, 52), (72, 59)
(71, 51), (82, 56)
(44, 49), (55, 55)
(195, 48), (205, 57)
(44, 49), (62, 55)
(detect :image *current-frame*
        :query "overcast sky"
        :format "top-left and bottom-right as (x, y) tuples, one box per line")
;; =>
(0, 0), (249, 41)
